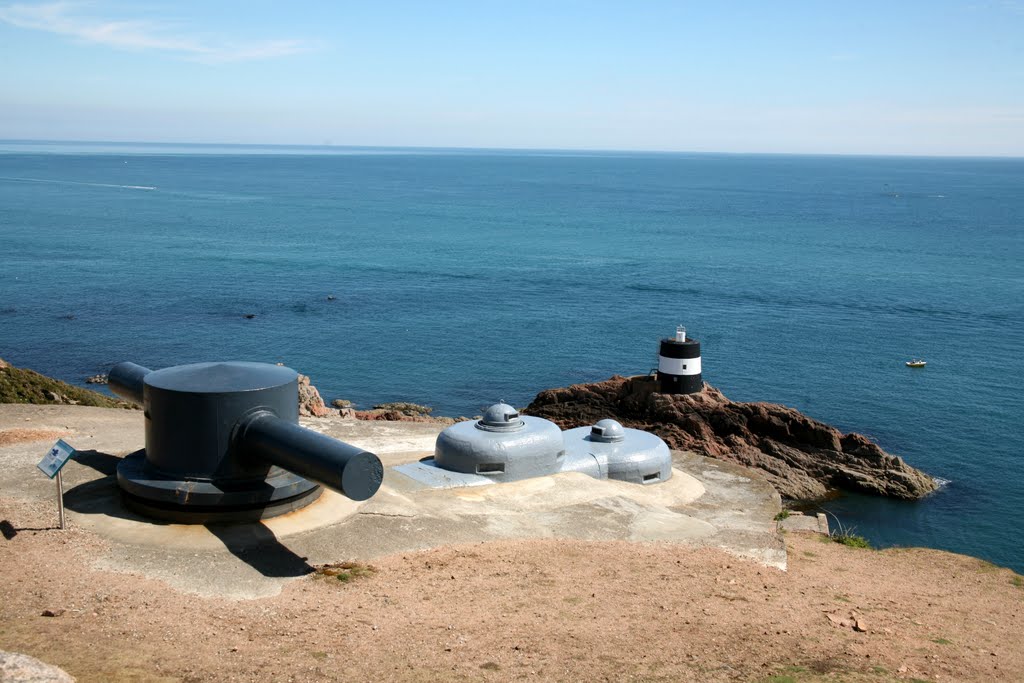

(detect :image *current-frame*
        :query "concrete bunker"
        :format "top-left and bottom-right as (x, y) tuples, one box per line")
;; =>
(430, 403), (672, 486)
(561, 419), (673, 484)
(434, 402), (565, 481)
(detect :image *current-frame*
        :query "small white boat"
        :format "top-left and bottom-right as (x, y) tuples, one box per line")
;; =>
(906, 359), (927, 368)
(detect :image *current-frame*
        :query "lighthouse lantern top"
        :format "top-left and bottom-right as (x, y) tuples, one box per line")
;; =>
(675, 325), (686, 342)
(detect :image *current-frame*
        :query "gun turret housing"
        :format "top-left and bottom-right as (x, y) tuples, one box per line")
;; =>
(109, 361), (382, 523)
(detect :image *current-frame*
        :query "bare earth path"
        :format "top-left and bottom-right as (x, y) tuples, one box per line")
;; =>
(1, 494), (1021, 683)
(1, 405), (1021, 682)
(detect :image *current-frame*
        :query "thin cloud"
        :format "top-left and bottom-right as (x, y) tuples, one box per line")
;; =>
(0, 2), (311, 63)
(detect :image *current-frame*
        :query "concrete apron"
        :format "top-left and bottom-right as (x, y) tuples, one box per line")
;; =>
(0, 405), (785, 600)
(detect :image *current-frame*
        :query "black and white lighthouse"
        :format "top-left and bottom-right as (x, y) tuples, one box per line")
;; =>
(656, 325), (702, 394)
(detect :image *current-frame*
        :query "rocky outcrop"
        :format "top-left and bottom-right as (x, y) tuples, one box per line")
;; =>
(372, 402), (433, 416)
(0, 361), (134, 409)
(282, 375), (454, 422)
(0, 650), (75, 682)
(525, 375), (937, 501)
(353, 409), (458, 425)
(297, 374), (331, 417)
(352, 402), (463, 425)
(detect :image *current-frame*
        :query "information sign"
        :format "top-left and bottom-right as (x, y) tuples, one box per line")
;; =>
(37, 439), (76, 479)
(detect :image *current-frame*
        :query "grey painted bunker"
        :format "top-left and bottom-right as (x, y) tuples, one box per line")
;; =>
(431, 402), (672, 485)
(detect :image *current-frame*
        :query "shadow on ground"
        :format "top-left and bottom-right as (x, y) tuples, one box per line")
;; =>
(61, 450), (313, 578)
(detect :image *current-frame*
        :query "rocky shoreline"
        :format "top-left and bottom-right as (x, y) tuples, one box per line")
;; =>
(524, 375), (938, 501)
(311, 372), (936, 502)
(1, 357), (937, 502)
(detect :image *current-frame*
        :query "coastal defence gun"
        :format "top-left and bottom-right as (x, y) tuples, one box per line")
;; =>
(108, 361), (382, 523)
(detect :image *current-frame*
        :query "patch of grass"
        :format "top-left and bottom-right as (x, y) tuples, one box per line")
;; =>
(834, 594), (851, 603)
(0, 365), (136, 409)
(1011, 575), (1023, 588)
(818, 511), (873, 550)
(310, 651), (328, 660)
(762, 665), (807, 682)
(829, 528), (872, 549)
(314, 561), (376, 584)
(802, 551), (817, 557)
(479, 662), (501, 671)
(835, 534), (872, 549)
(870, 665), (888, 674)
(774, 509), (792, 521)
(932, 637), (952, 645)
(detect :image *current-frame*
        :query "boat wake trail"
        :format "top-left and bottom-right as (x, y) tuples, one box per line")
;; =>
(0, 176), (156, 191)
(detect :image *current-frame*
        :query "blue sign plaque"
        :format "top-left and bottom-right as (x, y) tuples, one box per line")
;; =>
(37, 439), (76, 479)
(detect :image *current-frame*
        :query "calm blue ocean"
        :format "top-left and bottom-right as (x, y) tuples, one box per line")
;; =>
(1, 141), (1022, 572)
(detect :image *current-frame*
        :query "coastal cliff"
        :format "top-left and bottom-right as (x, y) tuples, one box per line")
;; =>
(0, 357), (936, 502)
(525, 375), (937, 501)
(0, 358), (134, 409)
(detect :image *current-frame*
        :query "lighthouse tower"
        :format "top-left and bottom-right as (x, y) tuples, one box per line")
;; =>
(656, 325), (702, 394)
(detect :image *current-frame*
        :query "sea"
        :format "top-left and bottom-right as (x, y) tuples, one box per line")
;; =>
(1, 140), (1022, 573)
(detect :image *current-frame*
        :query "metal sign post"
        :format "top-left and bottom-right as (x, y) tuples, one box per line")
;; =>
(37, 439), (76, 530)
(55, 470), (65, 529)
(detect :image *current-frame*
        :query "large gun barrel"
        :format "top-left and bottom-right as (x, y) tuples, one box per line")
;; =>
(108, 361), (151, 404)
(236, 411), (382, 501)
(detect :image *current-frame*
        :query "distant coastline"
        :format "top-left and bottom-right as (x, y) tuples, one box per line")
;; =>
(3, 137), (1023, 160)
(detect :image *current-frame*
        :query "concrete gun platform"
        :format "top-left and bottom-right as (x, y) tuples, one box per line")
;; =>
(0, 404), (785, 599)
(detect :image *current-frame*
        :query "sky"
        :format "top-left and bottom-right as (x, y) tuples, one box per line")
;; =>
(0, 1), (1022, 156)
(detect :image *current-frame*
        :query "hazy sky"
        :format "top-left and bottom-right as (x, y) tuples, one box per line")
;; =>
(1, 1), (1022, 155)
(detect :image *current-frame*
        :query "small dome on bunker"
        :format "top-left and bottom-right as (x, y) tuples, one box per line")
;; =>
(590, 419), (625, 443)
(477, 402), (523, 432)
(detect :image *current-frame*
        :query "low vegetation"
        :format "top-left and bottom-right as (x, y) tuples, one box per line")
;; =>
(0, 361), (135, 409)
(313, 561), (377, 584)
(828, 529), (872, 549)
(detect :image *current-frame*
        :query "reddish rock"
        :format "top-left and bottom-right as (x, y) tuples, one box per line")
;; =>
(524, 375), (937, 502)
(297, 374), (331, 418)
(353, 409), (456, 426)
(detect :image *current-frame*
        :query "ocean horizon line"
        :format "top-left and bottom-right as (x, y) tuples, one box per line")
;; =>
(1, 137), (1021, 161)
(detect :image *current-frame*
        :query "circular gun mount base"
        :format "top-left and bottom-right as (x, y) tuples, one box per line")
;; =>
(116, 450), (323, 524)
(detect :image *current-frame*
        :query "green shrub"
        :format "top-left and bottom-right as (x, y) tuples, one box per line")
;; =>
(832, 532), (872, 549)
(0, 365), (135, 409)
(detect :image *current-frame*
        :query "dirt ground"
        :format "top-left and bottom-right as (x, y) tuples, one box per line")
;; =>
(1, 497), (1021, 683)
(0, 429), (69, 448)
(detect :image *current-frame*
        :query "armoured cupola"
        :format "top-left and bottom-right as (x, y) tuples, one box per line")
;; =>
(477, 402), (524, 432)
(590, 418), (626, 443)
(562, 418), (673, 485)
(433, 401), (564, 482)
